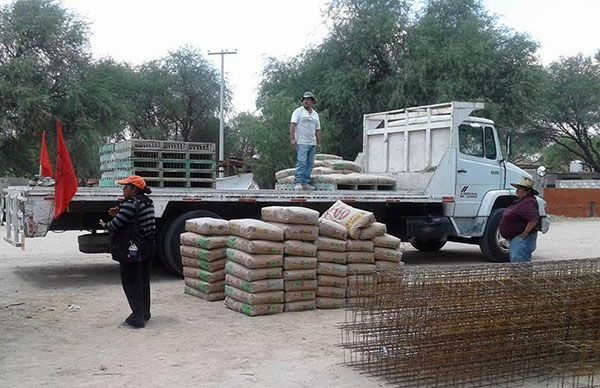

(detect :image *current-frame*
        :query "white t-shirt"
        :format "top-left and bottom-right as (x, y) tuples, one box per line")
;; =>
(291, 106), (320, 145)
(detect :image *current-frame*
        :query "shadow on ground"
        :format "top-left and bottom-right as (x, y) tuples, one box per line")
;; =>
(402, 248), (490, 265)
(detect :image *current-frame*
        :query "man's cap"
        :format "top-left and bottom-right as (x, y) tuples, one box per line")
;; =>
(116, 175), (147, 190)
(300, 91), (316, 102)
(510, 177), (538, 195)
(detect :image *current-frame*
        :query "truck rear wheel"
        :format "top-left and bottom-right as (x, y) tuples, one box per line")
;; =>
(479, 208), (509, 262)
(160, 210), (222, 276)
(410, 239), (447, 252)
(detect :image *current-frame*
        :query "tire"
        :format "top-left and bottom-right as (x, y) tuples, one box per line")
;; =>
(410, 239), (447, 252)
(479, 208), (510, 262)
(160, 210), (222, 276)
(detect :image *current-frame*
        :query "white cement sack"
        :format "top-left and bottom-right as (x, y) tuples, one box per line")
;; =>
(224, 285), (284, 305)
(284, 240), (318, 257)
(224, 297), (283, 316)
(373, 234), (402, 249)
(185, 217), (229, 235)
(229, 219), (284, 241)
(283, 269), (317, 281)
(316, 297), (346, 309)
(283, 256), (318, 270)
(347, 263), (376, 275)
(315, 153), (342, 160)
(323, 159), (362, 172)
(275, 168), (296, 180)
(285, 290), (316, 302)
(375, 260), (404, 272)
(374, 247), (403, 262)
(225, 274), (284, 293)
(315, 237), (346, 252)
(181, 256), (227, 272)
(184, 278), (225, 294)
(317, 262), (347, 277)
(278, 176), (295, 184)
(311, 167), (338, 175)
(346, 251), (375, 264)
(284, 300), (316, 312)
(180, 232), (228, 249)
(358, 222), (387, 240)
(184, 286), (225, 302)
(226, 236), (284, 254)
(284, 279), (318, 291)
(180, 246), (227, 262)
(317, 286), (346, 298)
(321, 200), (375, 239)
(317, 275), (347, 287)
(261, 206), (319, 225)
(225, 261), (282, 281)
(316, 250), (347, 264)
(268, 222), (318, 241)
(226, 248), (283, 269)
(183, 266), (225, 283)
(347, 274), (377, 286)
(345, 239), (374, 252)
(318, 218), (348, 240)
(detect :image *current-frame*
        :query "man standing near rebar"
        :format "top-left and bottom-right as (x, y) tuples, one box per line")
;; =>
(290, 91), (321, 191)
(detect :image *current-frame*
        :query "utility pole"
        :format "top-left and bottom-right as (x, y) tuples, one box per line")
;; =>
(208, 49), (237, 178)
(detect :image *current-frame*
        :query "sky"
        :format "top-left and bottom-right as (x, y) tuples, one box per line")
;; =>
(9, 0), (600, 113)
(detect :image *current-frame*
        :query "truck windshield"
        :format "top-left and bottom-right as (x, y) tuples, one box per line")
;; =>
(459, 124), (497, 160)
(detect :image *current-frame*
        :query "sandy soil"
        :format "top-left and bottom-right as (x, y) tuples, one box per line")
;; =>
(1, 218), (598, 387)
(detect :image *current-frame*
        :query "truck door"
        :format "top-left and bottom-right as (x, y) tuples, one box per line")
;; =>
(454, 124), (503, 217)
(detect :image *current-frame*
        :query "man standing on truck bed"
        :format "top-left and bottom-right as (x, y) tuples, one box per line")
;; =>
(290, 91), (321, 191)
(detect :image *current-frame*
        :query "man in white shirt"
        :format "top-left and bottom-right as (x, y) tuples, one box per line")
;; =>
(289, 92), (321, 191)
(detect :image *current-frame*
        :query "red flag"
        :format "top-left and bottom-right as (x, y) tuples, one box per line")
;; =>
(53, 121), (78, 220)
(39, 130), (53, 178)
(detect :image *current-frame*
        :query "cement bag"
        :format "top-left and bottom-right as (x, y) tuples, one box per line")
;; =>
(317, 275), (347, 288)
(184, 286), (225, 302)
(355, 174), (378, 184)
(183, 266), (226, 283)
(261, 206), (319, 225)
(285, 290), (316, 302)
(185, 217), (229, 235)
(284, 300), (316, 312)
(225, 261), (282, 281)
(317, 262), (347, 277)
(284, 279), (318, 291)
(229, 219), (284, 241)
(226, 236), (284, 255)
(347, 263), (376, 275)
(316, 297), (346, 309)
(373, 234), (401, 249)
(278, 176), (295, 184)
(332, 173), (360, 184)
(374, 247), (403, 263)
(313, 160), (324, 167)
(321, 200), (375, 239)
(346, 251), (375, 264)
(182, 256), (227, 272)
(376, 176), (397, 185)
(315, 237), (346, 252)
(224, 285), (284, 305)
(283, 269), (317, 281)
(323, 159), (362, 172)
(317, 286), (346, 299)
(184, 278), (225, 294)
(358, 222), (387, 240)
(269, 222), (318, 241)
(311, 167), (337, 175)
(316, 250), (346, 264)
(180, 232), (227, 249)
(284, 240), (317, 257)
(375, 260), (404, 272)
(345, 239), (374, 252)
(180, 246), (227, 262)
(283, 256), (317, 270)
(347, 274), (377, 286)
(315, 153), (342, 160)
(225, 274), (284, 293)
(224, 297), (283, 316)
(226, 248), (283, 269)
(318, 218), (347, 240)
(275, 168), (296, 180)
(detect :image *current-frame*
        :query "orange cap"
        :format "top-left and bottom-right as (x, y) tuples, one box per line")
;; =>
(115, 175), (146, 190)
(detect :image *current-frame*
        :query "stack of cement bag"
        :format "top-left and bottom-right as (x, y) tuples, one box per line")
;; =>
(262, 206), (320, 312)
(275, 154), (396, 188)
(181, 218), (229, 301)
(224, 219), (285, 316)
(315, 219), (348, 309)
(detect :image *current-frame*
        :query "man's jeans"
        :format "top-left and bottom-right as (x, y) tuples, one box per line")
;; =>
(509, 233), (537, 262)
(294, 144), (316, 184)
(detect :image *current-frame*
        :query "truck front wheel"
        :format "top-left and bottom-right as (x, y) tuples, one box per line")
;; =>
(410, 239), (447, 252)
(160, 210), (222, 276)
(479, 208), (510, 262)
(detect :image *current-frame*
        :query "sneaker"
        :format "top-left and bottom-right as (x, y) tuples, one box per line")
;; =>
(294, 183), (304, 191)
(303, 183), (316, 191)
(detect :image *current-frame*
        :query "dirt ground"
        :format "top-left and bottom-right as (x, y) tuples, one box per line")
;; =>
(1, 218), (599, 387)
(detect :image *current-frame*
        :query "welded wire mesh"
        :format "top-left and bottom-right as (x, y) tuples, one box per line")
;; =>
(341, 259), (600, 387)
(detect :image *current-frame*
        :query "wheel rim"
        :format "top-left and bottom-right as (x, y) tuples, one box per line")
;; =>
(495, 229), (509, 254)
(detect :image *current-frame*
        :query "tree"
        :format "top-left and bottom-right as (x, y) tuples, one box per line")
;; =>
(538, 53), (600, 171)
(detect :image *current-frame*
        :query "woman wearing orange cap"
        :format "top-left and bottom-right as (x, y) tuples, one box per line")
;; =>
(106, 175), (156, 328)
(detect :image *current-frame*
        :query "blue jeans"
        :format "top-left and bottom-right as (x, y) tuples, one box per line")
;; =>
(509, 233), (537, 262)
(294, 144), (316, 184)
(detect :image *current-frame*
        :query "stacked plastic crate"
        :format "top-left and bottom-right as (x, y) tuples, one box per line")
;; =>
(99, 139), (216, 188)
